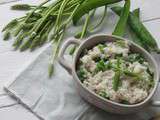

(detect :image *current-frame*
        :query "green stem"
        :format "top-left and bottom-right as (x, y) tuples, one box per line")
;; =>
(39, 22), (55, 46)
(48, 4), (80, 77)
(48, 28), (65, 77)
(53, 0), (70, 39)
(80, 13), (90, 38)
(50, 3), (80, 40)
(63, 0), (80, 12)
(112, 58), (121, 91)
(89, 6), (107, 32)
(69, 12), (91, 55)
(30, 20), (52, 50)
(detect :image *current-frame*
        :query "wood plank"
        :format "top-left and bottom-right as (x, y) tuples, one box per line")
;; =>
(130, 0), (160, 21)
(0, 0), (20, 4)
(0, 0), (47, 94)
(0, 104), (39, 120)
(0, 95), (17, 108)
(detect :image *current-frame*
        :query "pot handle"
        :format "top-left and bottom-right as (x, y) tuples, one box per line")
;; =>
(58, 38), (81, 74)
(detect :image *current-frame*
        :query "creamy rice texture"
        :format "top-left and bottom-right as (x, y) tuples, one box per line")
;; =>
(77, 40), (154, 104)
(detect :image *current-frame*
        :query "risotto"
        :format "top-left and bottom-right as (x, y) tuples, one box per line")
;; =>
(76, 40), (154, 104)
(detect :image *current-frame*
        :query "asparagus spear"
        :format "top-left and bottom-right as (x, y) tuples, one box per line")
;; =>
(3, 31), (10, 41)
(48, 3), (81, 77)
(113, 58), (121, 91)
(69, 12), (91, 55)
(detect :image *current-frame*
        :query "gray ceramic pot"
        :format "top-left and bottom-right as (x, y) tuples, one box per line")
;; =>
(58, 34), (160, 114)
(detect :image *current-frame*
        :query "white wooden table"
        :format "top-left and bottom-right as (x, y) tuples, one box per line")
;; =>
(0, 0), (160, 119)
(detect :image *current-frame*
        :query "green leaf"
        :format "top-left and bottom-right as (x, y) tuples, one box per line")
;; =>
(98, 90), (109, 99)
(127, 53), (144, 63)
(77, 67), (86, 82)
(111, 6), (159, 52)
(48, 63), (54, 78)
(96, 59), (106, 71)
(115, 40), (126, 47)
(97, 44), (105, 53)
(132, 8), (140, 19)
(121, 100), (130, 104)
(112, 0), (130, 36)
(73, 0), (122, 24)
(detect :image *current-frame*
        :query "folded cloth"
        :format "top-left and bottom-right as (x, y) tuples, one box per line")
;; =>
(4, 43), (160, 120)
(4, 45), (89, 120)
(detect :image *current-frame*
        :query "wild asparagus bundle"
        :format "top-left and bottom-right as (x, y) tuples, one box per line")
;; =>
(2, 0), (159, 78)
(2, 0), (122, 77)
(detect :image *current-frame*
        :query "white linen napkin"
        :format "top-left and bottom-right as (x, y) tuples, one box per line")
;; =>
(4, 43), (160, 120)
(4, 45), (89, 120)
